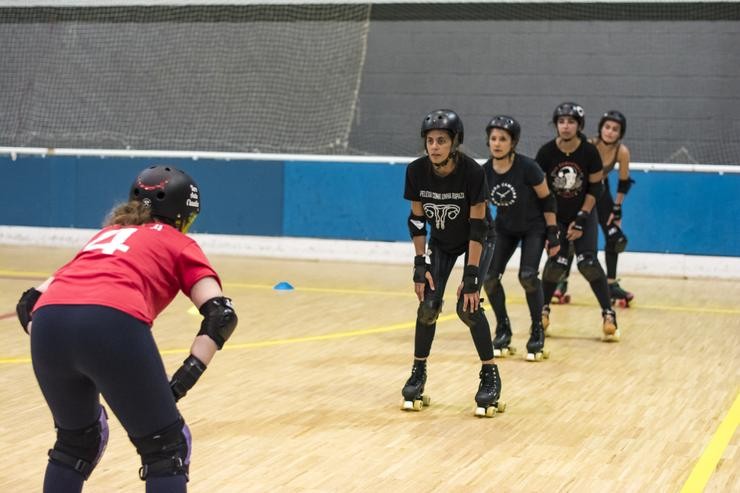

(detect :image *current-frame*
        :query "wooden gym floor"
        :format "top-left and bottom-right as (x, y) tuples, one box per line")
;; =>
(0, 245), (738, 492)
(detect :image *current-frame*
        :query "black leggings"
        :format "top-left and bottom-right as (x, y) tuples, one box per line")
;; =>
(31, 305), (184, 491)
(543, 211), (611, 310)
(596, 176), (620, 279)
(484, 228), (546, 325)
(413, 238), (494, 361)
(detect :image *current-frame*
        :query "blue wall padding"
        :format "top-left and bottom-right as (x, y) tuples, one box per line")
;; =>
(1, 155), (738, 256)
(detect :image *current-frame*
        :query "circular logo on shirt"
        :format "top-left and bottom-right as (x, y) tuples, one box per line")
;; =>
(550, 162), (584, 198)
(490, 183), (517, 207)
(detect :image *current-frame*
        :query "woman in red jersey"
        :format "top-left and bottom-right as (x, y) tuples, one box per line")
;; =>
(15, 165), (237, 493)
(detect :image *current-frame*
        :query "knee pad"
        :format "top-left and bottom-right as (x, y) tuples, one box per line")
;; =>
(542, 255), (569, 283)
(48, 405), (109, 480)
(456, 297), (485, 327)
(605, 224), (628, 254)
(518, 268), (540, 293)
(483, 273), (501, 296)
(130, 418), (191, 481)
(417, 299), (443, 326)
(577, 253), (605, 282)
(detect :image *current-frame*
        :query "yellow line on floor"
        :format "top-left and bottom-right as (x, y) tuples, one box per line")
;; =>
(0, 314), (457, 364)
(680, 391), (740, 493)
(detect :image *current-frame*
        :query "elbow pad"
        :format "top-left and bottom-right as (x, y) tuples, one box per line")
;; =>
(469, 218), (487, 245)
(197, 296), (238, 349)
(539, 193), (557, 214)
(587, 180), (604, 199)
(408, 213), (427, 238)
(617, 178), (635, 194)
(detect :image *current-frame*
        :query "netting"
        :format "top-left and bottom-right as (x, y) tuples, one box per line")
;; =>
(0, 5), (370, 153)
(1, 2), (739, 164)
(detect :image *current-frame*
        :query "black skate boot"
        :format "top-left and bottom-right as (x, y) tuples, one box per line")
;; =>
(602, 308), (620, 342)
(609, 281), (634, 308)
(552, 280), (571, 304)
(401, 360), (430, 411)
(474, 364), (505, 417)
(541, 304), (551, 335)
(526, 322), (550, 362)
(492, 318), (516, 357)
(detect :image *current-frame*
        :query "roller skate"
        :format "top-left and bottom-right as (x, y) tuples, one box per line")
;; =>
(609, 281), (634, 308)
(401, 360), (430, 411)
(474, 364), (506, 418)
(551, 280), (571, 304)
(541, 304), (551, 335)
(492, 318), (516, 357)
(601, 308), (620, 342)
(526, 322), (550, 362)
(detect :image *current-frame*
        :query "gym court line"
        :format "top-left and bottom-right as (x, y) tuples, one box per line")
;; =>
(1, 305), (737, 490)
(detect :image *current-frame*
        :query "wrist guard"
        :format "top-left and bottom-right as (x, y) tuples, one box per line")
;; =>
(169, 355), (207, 402)
(461, 265), (480, 294)
(413, 255), (428, 283)
(573, 210), (589, 232)
(611, 204), (622, 221)
(16, 287), (42, 334)
(546, 225), (561, 249)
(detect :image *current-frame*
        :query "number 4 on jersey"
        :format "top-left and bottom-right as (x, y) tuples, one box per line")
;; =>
(83, 228), (138, 255)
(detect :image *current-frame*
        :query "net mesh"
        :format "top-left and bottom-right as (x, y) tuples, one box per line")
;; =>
(0, 3), (738, 164)
(0, 6), (370, 154)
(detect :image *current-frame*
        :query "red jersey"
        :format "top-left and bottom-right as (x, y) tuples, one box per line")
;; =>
(35, 223), (220, 325)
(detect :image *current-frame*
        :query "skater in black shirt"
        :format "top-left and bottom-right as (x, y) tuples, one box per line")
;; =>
(535, 102), (619, 341)
(402, 109), (503, 417)
(482, 116), (560, 362)
(556, 111), (635, 307)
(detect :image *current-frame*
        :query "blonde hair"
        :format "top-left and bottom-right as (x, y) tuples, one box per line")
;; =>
(104, 200), (153, 227)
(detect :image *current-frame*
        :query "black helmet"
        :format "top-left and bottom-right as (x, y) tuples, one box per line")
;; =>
(552, 102), (585, 131)
(598, 110), (627, 139)
(421, 109), (464, 144)
(485, 115), (521, 147)
(130, 165), (200, 233)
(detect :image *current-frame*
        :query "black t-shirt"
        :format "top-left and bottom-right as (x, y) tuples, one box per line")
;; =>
(535, 138), (603, 223)
(404, 154), (488, 255)
(484, 153), (545, 233)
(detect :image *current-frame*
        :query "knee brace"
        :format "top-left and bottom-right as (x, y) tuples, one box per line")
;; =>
(577, 253), (605, 282)
(417, 299), (443, 326)
(483, 273), (501, 296)
(456, 296), (486, 327)
(130, 418), (191, 481)
(605, 224), (628, 254)
(542, 255), (569, 283)
(518, 268), (540, 293)
(48, 405), (109, 480)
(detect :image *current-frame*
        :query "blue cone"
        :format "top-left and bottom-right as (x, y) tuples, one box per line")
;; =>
(273, 281), (294, 291)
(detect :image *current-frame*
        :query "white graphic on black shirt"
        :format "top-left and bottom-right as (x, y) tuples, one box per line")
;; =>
(423, 203), (461, 230)
(490, 183), (517, 207)
(551, 162), (584, 199)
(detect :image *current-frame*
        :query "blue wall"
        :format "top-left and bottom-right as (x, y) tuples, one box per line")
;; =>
(1, 155), (738, 256)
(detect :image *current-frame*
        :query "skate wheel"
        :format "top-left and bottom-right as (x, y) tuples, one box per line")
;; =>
(412, 399), (424, 411)
(421, 395), (431, 407)
(543, 350), (550, 359)
(485, 406), (496, 417)
(496, 401), (506, 413)
(563, 294), (571, 304)
(508, 347), (516, 355)
(602, 330), (621, 343)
